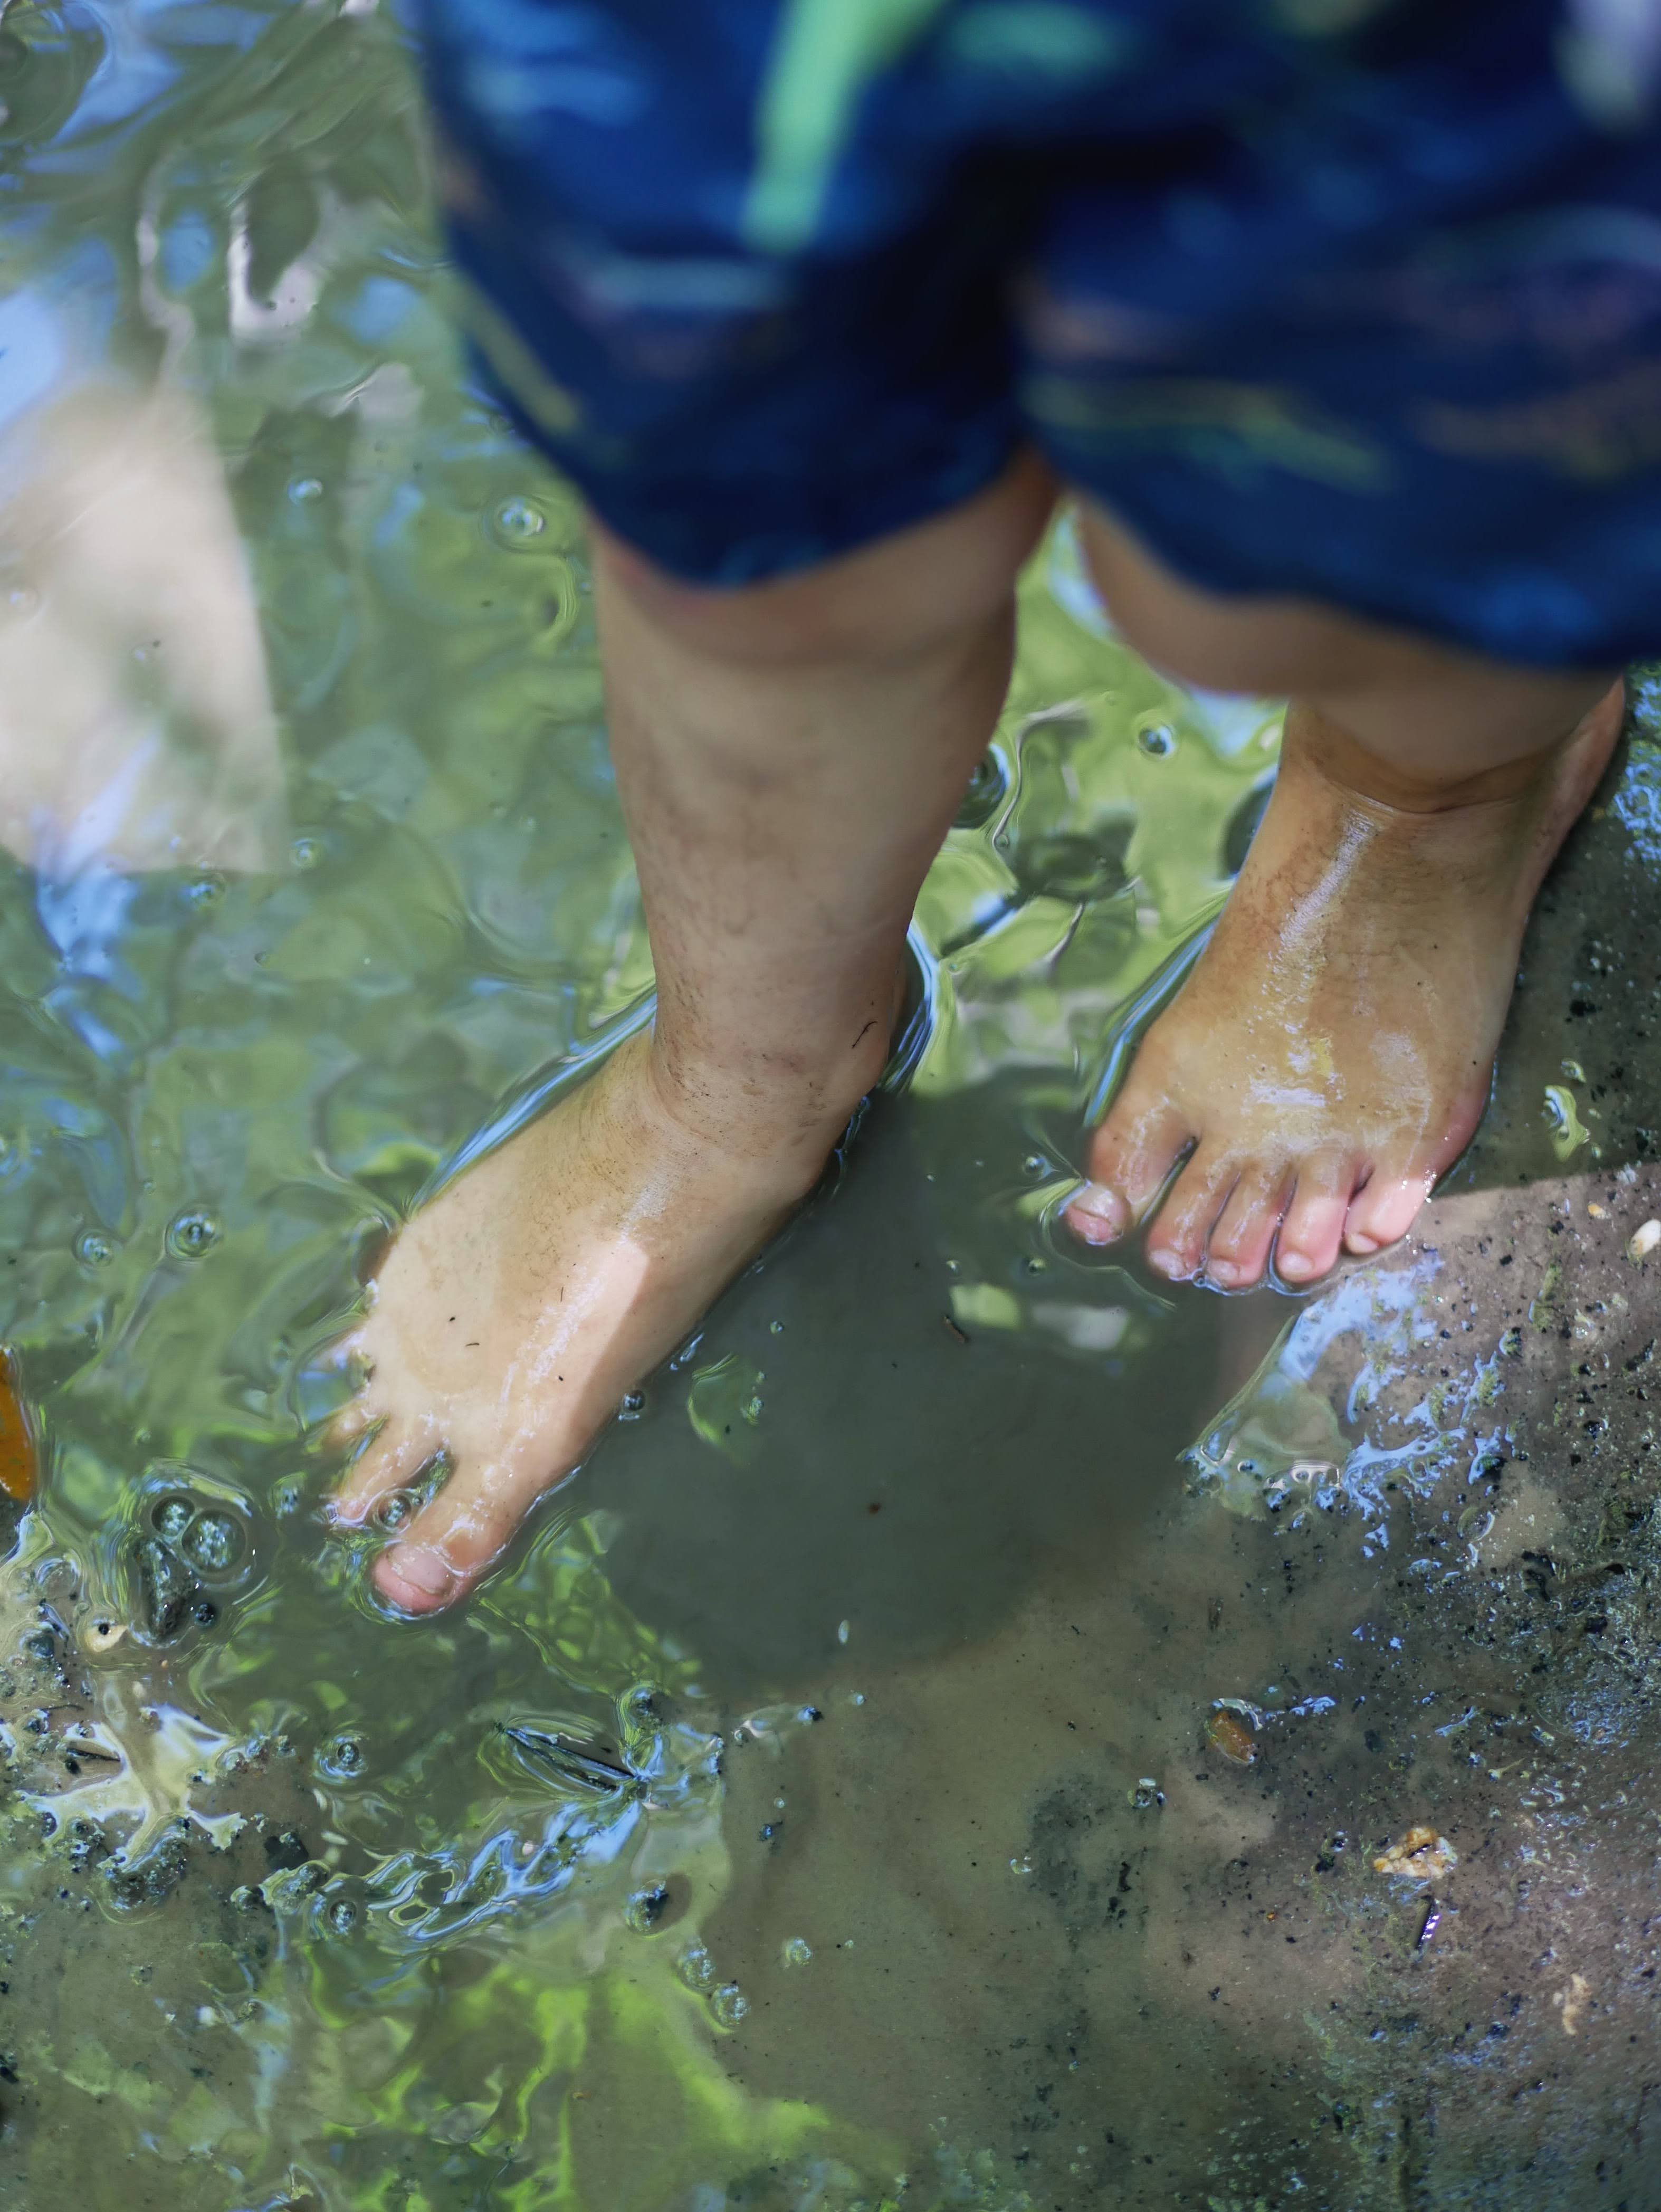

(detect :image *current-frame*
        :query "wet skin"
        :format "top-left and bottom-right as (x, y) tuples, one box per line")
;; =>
(330, 464), (1624, 1611)
(1062, 687), (1625, 1285)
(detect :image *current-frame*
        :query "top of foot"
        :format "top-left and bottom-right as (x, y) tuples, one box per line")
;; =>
(1063, 687), (1624, 1290)
(329, 1029), (829, 1613)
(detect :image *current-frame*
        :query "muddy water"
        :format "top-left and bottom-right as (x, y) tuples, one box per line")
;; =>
(1, 6), (1659, 2209)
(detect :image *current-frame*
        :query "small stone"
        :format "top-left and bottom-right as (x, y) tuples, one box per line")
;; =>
(1206, 1709), (1258, 1766)
(1627, 1219), (1661, 1262)
(1373, 1826), (1458, 1885)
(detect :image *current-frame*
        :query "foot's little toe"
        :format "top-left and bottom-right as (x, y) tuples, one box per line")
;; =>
(1274, 1157), (1357, 1284)
(1344, 1170), (1433, 1256)
(1206, 1165), (1291, 1288)
(1145, 1151), (1236, 1281)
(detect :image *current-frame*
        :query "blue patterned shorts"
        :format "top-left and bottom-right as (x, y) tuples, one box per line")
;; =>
(416, 0), (1661, 667)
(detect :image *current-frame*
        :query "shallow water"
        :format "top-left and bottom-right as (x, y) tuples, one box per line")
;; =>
(3, 7), (1660, 2209)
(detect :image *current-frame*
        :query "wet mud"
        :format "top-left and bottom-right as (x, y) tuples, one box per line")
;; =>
(701, 697), (1661, 2211)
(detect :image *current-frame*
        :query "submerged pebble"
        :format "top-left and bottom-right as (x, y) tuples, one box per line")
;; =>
(1627, 1218), (1661, 1262)
(1205, 1709), (1258, 1766)
(1373, 1825), (1457, 1885)
(0, 1358), (35, 1505)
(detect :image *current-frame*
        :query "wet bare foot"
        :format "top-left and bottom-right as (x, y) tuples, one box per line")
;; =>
(330, 1028), (848, 1612)
(1063, 684), (1624, 1288)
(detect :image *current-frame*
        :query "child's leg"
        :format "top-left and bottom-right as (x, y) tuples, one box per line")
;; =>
(1063, 502), (1623, 1285)
(331, 453), (1054, 1613)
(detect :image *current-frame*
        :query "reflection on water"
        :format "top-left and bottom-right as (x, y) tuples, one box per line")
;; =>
(3, 5), (1658, 2208)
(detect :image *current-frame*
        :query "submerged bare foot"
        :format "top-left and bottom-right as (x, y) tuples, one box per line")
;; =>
(1063, 684), (1624, 1288)
(331, 1027), (854, 1612)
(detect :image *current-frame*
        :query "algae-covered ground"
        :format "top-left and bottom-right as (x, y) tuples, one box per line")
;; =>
(3, 4), (1661, 2207)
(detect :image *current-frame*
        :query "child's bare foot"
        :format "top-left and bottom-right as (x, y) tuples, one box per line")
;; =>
(330, 1028), (852, 1612)
(1064, 683), (1624, 1288)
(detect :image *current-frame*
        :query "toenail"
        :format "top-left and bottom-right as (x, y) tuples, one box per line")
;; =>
(1066, 1182), (1127, 1242)
(1208, 1259), (1242, 1286)
(1278, 1250), (1315, 1279)
(1147, 1247), (1182, 1279)
(381, 1543), (453, 1598)
(1347, 1232), (1378, 1254)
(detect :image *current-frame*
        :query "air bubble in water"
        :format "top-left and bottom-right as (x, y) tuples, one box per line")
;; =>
(618, 1389), (645, 1421)
(624, 1884), (668, 1933)
(492, 497), (546, 543)
(327, 1897), (358, 1934)
(676, 1943), (715, 1990)
(291, 837), (321, 870)
(182, 1511), (243, 1575)
(288, 477), (323, 504)
(1137, 723), (1177, 757)
(152, 1495), (195, 1544)
(76, 1232), (113, 1267)
(166, 1210), (219, 1260)
(782, 1936), (812, 1967)
(710, 1982), (749, 2027)
(374, 1489), (416, 1531)
(323, 1733), (365, 1777)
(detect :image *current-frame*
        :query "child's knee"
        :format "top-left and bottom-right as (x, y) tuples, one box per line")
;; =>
(1075, 499), (1370, 698)
(592, 448), (1054, 674)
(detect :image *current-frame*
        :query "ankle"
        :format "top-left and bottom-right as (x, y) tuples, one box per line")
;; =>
(644, 1023), (883, 1174)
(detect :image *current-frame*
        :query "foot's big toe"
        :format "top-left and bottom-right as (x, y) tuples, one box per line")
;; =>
(1065, 1087), (1192, 1248)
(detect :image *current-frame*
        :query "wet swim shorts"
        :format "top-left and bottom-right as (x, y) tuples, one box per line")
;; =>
(415, 0), (1661, 668)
